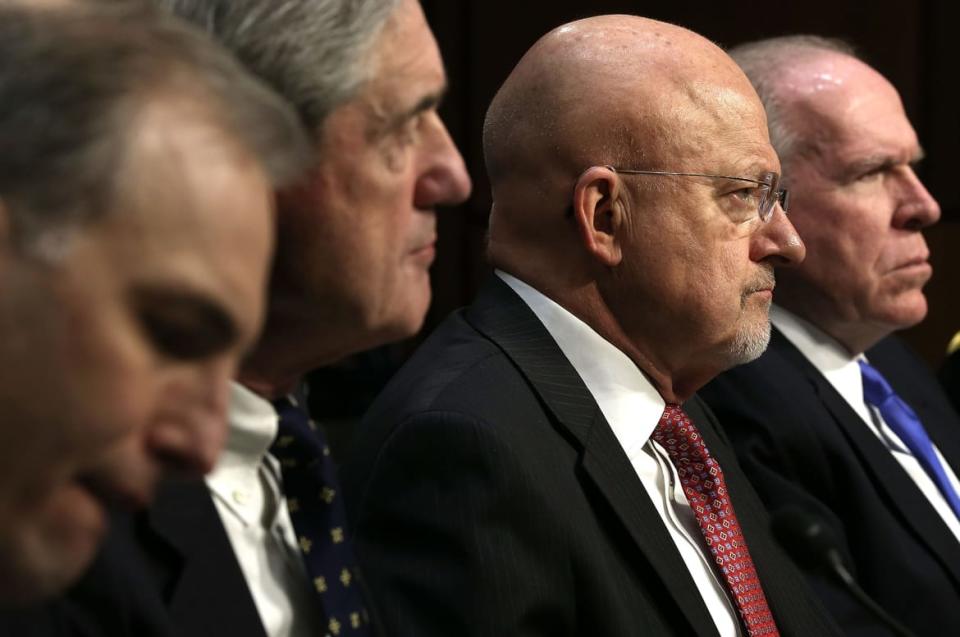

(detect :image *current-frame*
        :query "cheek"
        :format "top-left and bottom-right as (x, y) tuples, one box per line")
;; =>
(810, 222), (878, 296)
(63, 315), (163, 452)
(700, 244), (758, 318)
(23, 482), (104, 584)
(381, 136), (414, 174)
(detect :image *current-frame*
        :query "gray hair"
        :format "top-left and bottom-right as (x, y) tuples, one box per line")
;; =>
(728, 35), (857, 172)
(158, 0), (402, 135)
(0, 1), (311, 254)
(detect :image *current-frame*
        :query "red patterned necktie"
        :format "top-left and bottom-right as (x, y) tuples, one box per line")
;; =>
(651, 404), (779, 637)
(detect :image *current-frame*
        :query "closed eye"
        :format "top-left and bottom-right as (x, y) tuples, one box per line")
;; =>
(133, 289), (237, 361)
(855, 165), (888, 182)
(731, 186), (762, 203)
(718, 186), (763, 226)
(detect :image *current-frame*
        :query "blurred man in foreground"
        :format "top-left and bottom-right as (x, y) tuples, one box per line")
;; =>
(0, 1), (308, 606)
(702, 36), (958, 636)
(344, 15), (840, 637)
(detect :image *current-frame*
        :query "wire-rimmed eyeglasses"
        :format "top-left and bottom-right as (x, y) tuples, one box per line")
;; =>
(605, 165), (790, 223)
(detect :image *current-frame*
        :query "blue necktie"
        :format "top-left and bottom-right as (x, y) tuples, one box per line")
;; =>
(858, 359), (960, 520)
(270, 396), (373, 636)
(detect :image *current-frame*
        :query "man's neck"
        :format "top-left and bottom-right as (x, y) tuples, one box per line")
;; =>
(235, 372), (299, 401)
(500, 270), (702, 404)
(775, 302), (885, 357)
(237, 319), (337, 401)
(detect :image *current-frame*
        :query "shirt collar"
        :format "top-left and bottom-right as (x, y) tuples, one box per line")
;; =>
(213, 381), (280, 471)
(497, 270), (666, 453)
(770, 304), (871, 422)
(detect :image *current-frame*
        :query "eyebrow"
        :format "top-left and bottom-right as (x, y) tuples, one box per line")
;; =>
(841, 146), (926, 179)
(132, 287), (239, 356)
(388, 86), (447, 130)
(728, 159), (779, 181)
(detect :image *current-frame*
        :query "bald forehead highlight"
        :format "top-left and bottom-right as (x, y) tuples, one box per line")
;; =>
(483, 15), (762, 188)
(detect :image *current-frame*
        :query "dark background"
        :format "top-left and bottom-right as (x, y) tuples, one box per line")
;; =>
(310, 0), (960, 428)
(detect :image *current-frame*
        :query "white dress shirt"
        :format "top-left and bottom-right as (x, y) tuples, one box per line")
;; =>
(771, 305), (960, 542)
(499, 271), (742, 637)
(206, 382), (326, 637)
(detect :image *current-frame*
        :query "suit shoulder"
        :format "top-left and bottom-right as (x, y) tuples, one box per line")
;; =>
(364, 311), (527, 423)
(702, 341), (813, 423)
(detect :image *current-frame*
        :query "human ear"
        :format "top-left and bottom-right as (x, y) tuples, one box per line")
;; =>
(571, 165), (623, 267)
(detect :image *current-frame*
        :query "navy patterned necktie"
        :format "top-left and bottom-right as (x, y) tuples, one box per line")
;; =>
(859, 359), (960, 520)
(270, 395), (373, 636)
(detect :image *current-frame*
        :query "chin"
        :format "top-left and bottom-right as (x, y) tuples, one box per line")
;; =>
(385, 309), (428, 343)
(0, 554), (93, 606)
(383, 287), (431, 341)
(0, 522), (100, 605)
(725, 319), (772, 367)
(881, 293), (929, 331)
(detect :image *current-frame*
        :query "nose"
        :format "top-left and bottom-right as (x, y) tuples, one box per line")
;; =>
(751, 204), (806, 266)
(892, 166), (940, 230)
(412, 111), (472, 209)
(145, 359), (233, 476)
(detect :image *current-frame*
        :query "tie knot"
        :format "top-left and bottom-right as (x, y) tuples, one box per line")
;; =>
(657, 403), (689, 429)
(652, 404), (698, 444)
(270, 395), (327, 461)
(858, 359), (895, 407)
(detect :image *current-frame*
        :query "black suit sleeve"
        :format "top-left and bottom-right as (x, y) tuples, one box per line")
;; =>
(350, 410), (573, 637)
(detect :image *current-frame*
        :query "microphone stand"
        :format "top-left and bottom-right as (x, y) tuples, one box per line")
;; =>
(772, 508), (916, 637)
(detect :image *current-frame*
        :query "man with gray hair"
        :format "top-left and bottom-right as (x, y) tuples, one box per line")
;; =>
(0, 0), (307, 612)
(120, 1), (471, 636)
(701, 36), (958, 635)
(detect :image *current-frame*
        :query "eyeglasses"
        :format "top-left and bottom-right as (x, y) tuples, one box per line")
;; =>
(605, 166), (790, 223)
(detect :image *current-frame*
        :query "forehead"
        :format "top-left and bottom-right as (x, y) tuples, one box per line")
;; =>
(363, 0), (446, 111)
(98, 98), (272, 330)
(787, 55), (918, 166)
(637, 77), (779, 175)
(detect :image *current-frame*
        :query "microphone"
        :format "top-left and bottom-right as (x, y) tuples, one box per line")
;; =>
(771, 507), (916, 637)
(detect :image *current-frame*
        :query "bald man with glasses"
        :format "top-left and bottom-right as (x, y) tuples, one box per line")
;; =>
(343, 15), (839, 637)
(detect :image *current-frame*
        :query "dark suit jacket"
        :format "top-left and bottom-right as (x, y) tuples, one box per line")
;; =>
(45, 427), (388, 637)
(0, 566), (169, 637)
(0, 510), (183, 637)
(126, 480), (268, 637)
(701, 329), (960, 637)
(342, 277), (840, 636)
(938, 346), (960, 415)
(0, 482), (269, 637)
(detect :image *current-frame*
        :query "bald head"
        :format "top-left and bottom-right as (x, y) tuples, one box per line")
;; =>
(485, 16), (761, 188)
(484, 15), (770, 269)
(482, 15), (805, 399)
(729, 36), (868, 170)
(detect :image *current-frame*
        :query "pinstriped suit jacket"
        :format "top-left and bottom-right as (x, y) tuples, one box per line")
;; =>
(342, 276), (840, 636)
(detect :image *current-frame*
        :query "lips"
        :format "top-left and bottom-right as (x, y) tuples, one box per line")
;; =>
(409, 234), (437, 266)
(895, 255), (930, 270)
(883, 253), (933, 284)
(411, 240), (435, 255)
(746, 268), (776, 295)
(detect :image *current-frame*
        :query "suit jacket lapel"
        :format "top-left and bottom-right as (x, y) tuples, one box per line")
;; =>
(465, 276), (720, 637)
(773, 330), (960, 586)
(139, 480), (268, 637)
